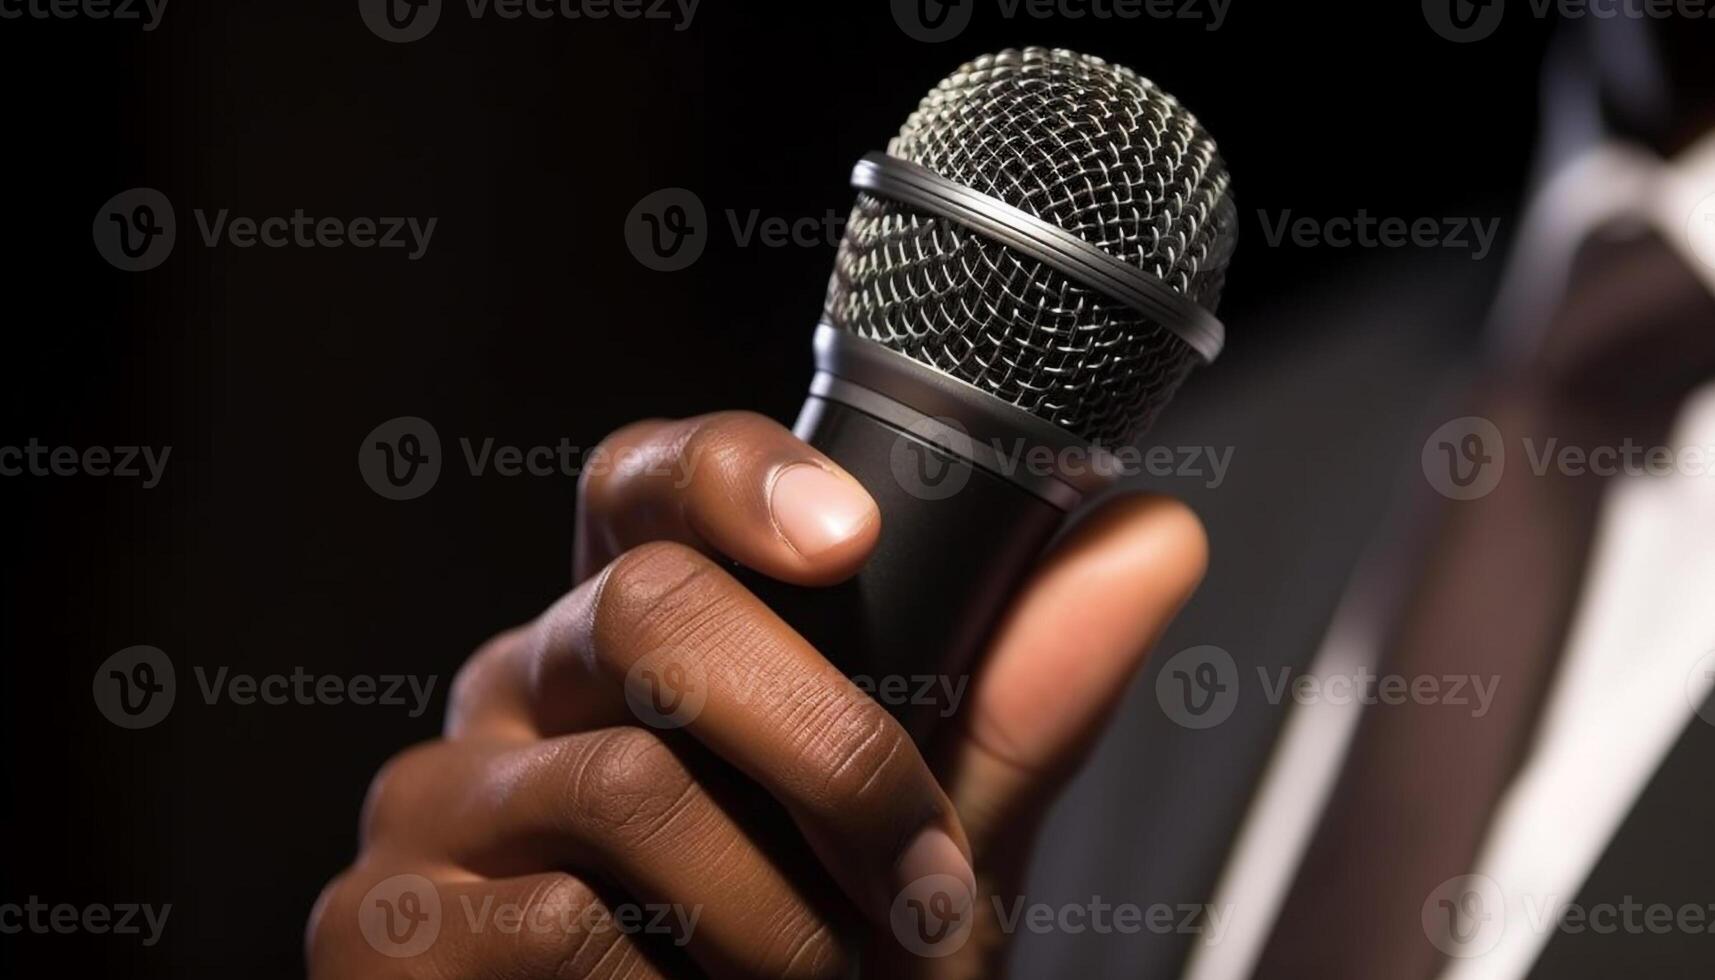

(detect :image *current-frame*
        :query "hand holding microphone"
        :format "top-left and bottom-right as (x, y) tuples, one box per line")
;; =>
(310, 48), (1231, 978)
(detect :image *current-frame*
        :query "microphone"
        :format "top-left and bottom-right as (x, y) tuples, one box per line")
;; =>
(746, 48), (1236, 736)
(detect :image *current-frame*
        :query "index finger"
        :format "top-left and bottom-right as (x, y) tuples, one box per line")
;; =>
(575, 412), (881, 587)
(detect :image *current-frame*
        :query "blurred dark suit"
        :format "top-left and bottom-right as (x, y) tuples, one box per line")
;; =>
(1016, 231), (1715, 980)
(1012, 23), (1715, 976)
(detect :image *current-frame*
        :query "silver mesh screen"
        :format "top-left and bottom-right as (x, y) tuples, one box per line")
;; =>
(824, 47), (1236, 444)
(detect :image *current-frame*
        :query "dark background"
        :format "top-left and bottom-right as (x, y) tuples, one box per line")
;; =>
(0, 1), (1554, 975)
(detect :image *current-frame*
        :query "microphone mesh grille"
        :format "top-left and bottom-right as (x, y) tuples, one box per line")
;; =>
(824, 48), (1236, 444)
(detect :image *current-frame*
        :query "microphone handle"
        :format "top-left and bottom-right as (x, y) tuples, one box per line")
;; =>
(735, 395), (1069, 741)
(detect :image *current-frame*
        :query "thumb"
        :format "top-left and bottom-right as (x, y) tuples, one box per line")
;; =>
(934, 493), (1208, 854)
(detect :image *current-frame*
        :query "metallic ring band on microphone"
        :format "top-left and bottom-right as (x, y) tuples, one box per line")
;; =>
(807, 323), (1125, 509)
(849, 152), (1227, 364)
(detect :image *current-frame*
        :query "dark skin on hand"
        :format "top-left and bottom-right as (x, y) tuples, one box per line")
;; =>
(307, 411), (1207, 979)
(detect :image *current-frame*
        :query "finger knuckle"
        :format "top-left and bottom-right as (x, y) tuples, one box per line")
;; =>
(557, 728), (697, 844)
(446, 627), (526, 732)
(794, 689), (913, 817)
(678, 410), (775, 478)
(359, 741), (445, 845)
(513, 875), (625, 974)
(583, 417), (666, 490)
(590, 542), (724, 657)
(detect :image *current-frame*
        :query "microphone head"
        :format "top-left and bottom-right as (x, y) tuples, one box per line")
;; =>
(825, 47), (1236, 445)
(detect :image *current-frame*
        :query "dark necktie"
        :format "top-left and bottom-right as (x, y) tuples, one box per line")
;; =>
(1253, 231), (1715, 980)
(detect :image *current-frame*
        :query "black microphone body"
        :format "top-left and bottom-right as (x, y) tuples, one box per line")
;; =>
(740, 331), (1089, 738)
